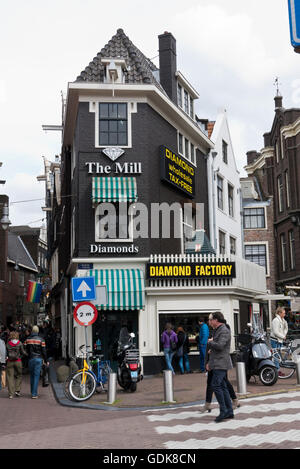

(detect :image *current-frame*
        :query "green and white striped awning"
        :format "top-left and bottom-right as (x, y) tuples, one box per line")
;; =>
(88, 269), (145, 311)
(92, 177), (138, 204)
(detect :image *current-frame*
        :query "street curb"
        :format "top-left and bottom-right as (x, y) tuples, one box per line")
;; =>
(49, 365), (300, 412)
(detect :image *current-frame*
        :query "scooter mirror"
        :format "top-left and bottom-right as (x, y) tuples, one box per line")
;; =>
(130, 332), (135, 338)
(247, 323), (252, 327)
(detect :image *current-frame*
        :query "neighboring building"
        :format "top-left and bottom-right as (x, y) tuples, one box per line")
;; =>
(205, 110), (243, 258)
(41, 29), (267, 373)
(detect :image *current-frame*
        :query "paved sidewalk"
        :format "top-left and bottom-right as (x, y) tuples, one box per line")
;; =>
(51, 362), (300, 411)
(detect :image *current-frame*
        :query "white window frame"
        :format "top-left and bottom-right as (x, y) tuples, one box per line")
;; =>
(177, 131), (197, 167)
(228, 183), (234, 218)
(289, 230), (295, 270)
(90, 99), (136, 149)
(244, 241), (270, 277)
(95, 202), (134, 243)
(285, 171), (290, 208)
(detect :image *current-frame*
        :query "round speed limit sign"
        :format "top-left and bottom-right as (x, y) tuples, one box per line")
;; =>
(73, 302), (98, 326)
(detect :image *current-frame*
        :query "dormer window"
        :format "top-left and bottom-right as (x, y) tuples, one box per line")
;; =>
(100, 58), (127, 84)
(176, 71), (199, 120)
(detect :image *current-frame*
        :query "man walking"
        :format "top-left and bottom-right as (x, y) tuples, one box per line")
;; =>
(24, 326), (49, 399)
(0, 334), (6, 391)
(206, 311), (234, 423)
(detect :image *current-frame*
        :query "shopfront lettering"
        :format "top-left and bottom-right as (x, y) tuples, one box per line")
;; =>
(147, 262), (236, 279)
(86, 162), (142, 175)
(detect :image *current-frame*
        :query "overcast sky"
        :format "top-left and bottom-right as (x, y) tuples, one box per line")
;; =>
(0, 0), (299, 227)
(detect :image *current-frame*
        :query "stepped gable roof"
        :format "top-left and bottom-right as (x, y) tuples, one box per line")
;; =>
(76, 28), (164, 91)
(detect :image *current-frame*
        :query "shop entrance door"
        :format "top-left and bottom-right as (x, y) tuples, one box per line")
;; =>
(92, 310), (139, 371)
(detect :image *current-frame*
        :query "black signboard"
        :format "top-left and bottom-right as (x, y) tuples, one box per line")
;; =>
(147, 262), (236, 280)
(160, 146), (195, 198)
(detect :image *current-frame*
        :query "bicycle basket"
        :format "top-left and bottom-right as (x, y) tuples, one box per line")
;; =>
(237, 334), (252, 345)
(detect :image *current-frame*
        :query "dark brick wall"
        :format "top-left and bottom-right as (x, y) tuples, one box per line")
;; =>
(72, 102), (210, 258)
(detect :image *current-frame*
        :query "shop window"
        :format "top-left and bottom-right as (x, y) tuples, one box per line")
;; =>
(99, 103), (128, 146)
(159, 312), (211, 353)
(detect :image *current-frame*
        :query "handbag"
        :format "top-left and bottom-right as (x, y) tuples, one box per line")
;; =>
(170, 339), (177, 352)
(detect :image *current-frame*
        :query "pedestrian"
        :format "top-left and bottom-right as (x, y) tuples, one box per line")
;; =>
(206, 311), (234, 422)
(200, 314), (239, 413)
(176, 326), (192, 374)
(6, 331), (27, 399)
(24, 325), (49, 399)
(161, 323), (178, 375)
(0, 334), (6, 391)
(198, 317), (209, 373)
(270, 306), (288, 377)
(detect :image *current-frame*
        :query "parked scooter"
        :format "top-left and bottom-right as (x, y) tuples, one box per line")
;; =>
(236, 321), (278, 386)
(116, 331), (143, 392)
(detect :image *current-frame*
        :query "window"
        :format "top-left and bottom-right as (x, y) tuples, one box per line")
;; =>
(230, 236), (236, 255)
(190, 143), (196, 165)
(222, 140), (228, 164)
(19, 271), (25, 288)
(280, 234), (287, 272)
(278, 175), (284, 212)
(219, 230), (226, 255)
(245, 244), (267, 273)
(285, 171), (290, 208)
(159, 312), (209, 352)
(243, 207), (265, 229)
(184, 90), (189, 114)
(217, 176), (224, 210)
(177, 83), (182, 108)
(178, 133), (183, 154)
(228, 184), (234, 217)
(289, 230), (295, 270)
(185, 138), (189, 160)
(99, 103), (128, 146)
(182, 209), (196, 246)
(96, 202), (133, 242)
(275, 140), (279, 163)
(189, 96), (194, 118)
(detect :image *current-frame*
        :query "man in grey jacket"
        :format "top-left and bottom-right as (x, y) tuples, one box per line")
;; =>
(0, 335), (6, 391)
(207, 311), (234, 422)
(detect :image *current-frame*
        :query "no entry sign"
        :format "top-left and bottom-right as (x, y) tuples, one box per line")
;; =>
(73, 302), (98, 326)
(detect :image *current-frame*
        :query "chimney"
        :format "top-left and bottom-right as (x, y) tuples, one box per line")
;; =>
(158, 32), (177, 104)
(246, 151), (260, 166)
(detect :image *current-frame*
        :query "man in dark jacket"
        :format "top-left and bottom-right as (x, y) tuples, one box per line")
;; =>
(24, 325), (49, 398)
(207, 311), (234, 423)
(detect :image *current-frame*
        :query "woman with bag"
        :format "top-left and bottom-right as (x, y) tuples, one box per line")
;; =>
(6, 331), (27, 399)
(176, 326), (192, 374)
(161, 323), (178, 375)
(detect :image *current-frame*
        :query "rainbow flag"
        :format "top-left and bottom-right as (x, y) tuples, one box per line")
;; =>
(26, 281), (42, 303)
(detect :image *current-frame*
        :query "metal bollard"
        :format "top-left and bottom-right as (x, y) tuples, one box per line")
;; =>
(163, 370), (176, 403)
(236, 362), (248, 395)
(106, 373), (117, 404)
(296, 359), (300, 385)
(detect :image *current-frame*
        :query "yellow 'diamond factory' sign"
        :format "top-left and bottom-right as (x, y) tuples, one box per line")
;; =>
(146, 262), (236, 279)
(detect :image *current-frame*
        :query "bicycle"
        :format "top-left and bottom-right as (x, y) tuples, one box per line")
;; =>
(270, 338), (300, 379)
(67, 345), (112, 402)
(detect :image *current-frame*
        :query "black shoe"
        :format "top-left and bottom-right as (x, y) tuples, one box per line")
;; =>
(223, 413), (234, 419)
(215, 412), (234, 423)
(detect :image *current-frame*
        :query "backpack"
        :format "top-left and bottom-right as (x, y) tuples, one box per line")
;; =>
(170, 338), (177, 352)
(7, 345), (19, 361)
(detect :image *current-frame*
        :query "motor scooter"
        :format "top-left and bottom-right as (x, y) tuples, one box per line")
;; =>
(236, 320), (278, 386)
(116, 332), (143, 392)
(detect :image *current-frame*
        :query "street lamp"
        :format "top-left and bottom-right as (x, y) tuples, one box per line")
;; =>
(0, 203), (11, 230)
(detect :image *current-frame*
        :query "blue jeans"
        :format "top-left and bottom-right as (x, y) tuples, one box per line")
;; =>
(179, 353), (191, 373)
(270, 339), (282, 370)
(199, 344), (207, 372)
(164, 348), (175, 373)
(211, 369), (233, 416)
(29, 358), (43, 397)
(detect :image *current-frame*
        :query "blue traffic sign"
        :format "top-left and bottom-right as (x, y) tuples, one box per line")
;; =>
(288, 0), (300, 48)
(72, 276), (96, 302)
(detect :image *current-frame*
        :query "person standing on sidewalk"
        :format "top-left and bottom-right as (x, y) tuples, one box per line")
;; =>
(176, 326), (192, 374)
(198, 318), (209, 373)
(270, 307), (288, 377)
(0, 334), (6, 391)
(6, 331), (27, 399)
(24, 325), (49, 399)
(161, 323), (178, 375)
(206, 311), (234, 423)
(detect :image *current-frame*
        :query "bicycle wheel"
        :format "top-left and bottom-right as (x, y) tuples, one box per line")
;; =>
(68, 370), (96, 401)
(63, 374), (74, 401)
